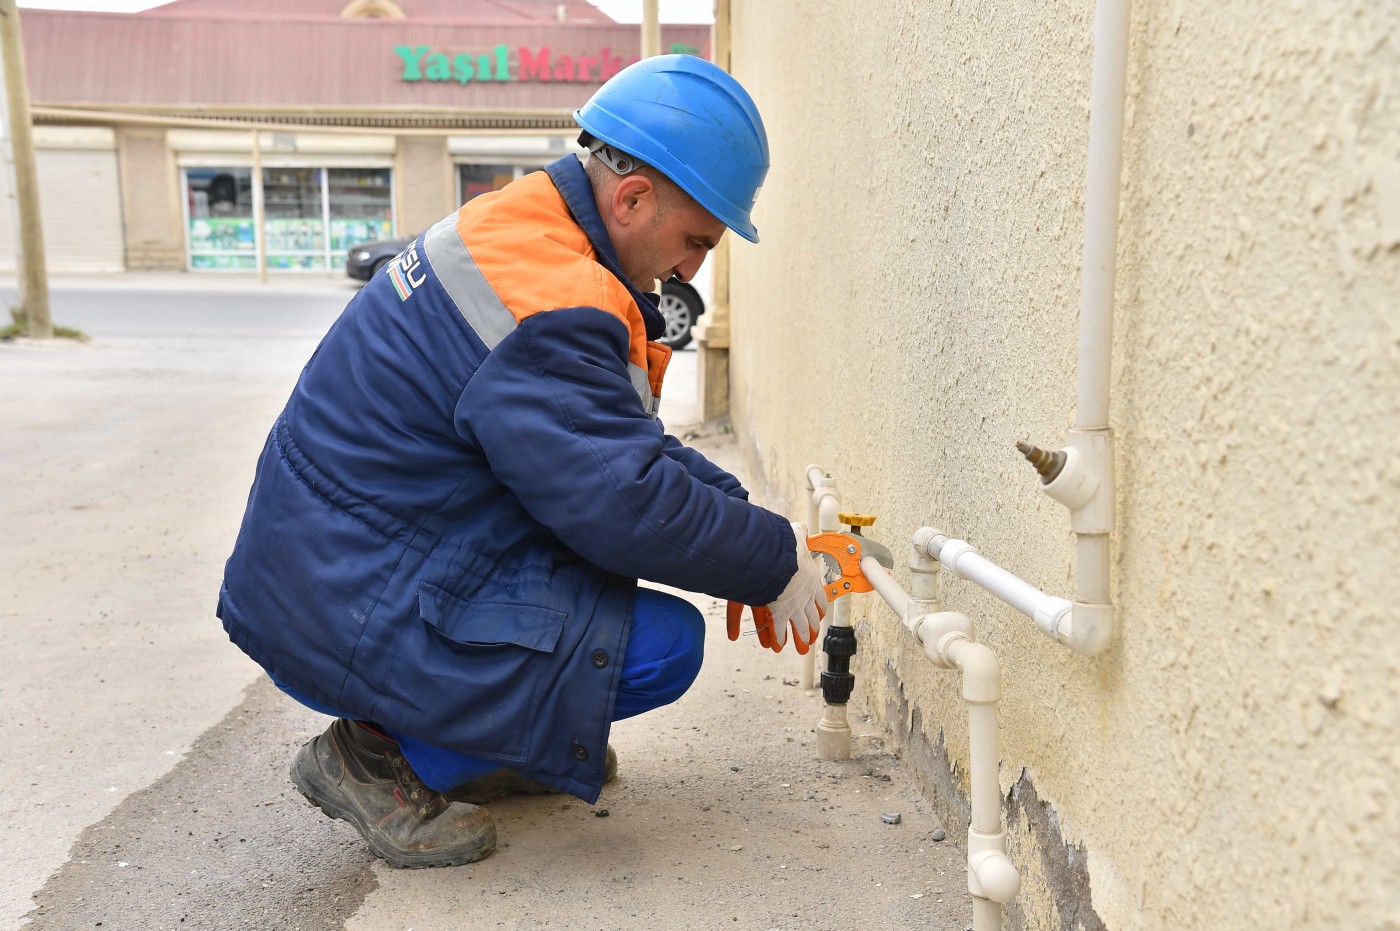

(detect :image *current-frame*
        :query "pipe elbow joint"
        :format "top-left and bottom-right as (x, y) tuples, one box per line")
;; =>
(1058, 601), (1115, 655)
(911, 526), (947, 560)
(947, 639), (1000, 703)
(968, 850), (1022, 904)
(937, 537), (979, 578)
(908, 612), (972, 668)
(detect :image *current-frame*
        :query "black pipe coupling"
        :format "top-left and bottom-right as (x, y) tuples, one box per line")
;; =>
(820, 624), (857, 705)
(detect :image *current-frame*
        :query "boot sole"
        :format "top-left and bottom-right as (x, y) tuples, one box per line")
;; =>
(291, 755), (496, 869)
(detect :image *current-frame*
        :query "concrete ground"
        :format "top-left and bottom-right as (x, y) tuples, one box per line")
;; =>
(1, 274), (968, 931)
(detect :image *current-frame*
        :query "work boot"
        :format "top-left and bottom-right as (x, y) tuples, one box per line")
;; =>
(290, 719), (496, 868)
(444, 745), (618, 805)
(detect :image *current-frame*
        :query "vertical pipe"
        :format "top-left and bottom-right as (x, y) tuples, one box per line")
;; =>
(1074, 0), (1130, 430)
(802, 470), (840, 690)
(814, 594), (852, 761)
(967, 702), (1001, 833)
(947, 638), (1013, 930)
(973, 898), (1003, 931)
(1075, 532), (1110, 606)
(800, 474), (822, 691)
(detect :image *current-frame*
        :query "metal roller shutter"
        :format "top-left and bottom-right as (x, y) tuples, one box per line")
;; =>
(0, 146), (125, 274)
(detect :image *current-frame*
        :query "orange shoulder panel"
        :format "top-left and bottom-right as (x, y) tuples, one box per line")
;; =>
(455, 172), (652, 370)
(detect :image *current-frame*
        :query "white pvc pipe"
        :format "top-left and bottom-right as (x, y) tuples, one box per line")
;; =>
(1076, 533), (1110, 605)
(1060, 0), (1128, 657)
(966, 700), (1001, 832)
(802, 466), (842, 690)
(860, 559), (1019, 927)
(859, 555), (910, 624)
(930, 537), (1072, 639)
(815, 594), (853, 761)
(1075, 0), (1129, 431)
(973, 899), (1002, 931)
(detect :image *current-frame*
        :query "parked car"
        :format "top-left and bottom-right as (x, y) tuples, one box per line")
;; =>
(345, 237), (411, 282)
(346, 237), (706, 350)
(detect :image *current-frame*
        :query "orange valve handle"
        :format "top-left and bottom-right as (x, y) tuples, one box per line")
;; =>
(807, 531), (876, 602)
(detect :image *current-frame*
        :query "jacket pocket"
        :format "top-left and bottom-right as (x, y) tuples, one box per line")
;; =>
(417, 583), (564, 653)
(369, 582), (569, 764)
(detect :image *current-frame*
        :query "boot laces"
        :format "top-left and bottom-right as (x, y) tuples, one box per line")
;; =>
(385, 751), (449, 819)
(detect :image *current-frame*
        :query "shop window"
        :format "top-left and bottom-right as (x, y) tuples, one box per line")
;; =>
(459, 164), (517, 204)
(185, 167), (256, 270)
(327, 168), (394, 251)
(185, 164), (394, 272)
(263, 167), (327, 271)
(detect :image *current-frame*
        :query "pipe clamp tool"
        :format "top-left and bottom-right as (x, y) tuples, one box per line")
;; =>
(807, 527), (894, 602)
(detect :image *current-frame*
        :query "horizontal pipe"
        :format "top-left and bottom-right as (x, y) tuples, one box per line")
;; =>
(933, 537), (1072, 637)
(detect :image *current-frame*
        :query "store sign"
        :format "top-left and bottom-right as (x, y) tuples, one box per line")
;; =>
(394, 44), (696, 84)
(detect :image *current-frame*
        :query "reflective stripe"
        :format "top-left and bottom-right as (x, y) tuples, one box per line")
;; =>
(425, 207), (659, 419)
(422, 213), (518, 350)
(629, 362), (659, 418)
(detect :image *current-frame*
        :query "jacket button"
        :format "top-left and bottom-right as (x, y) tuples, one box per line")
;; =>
(572, 744), (589, 762)
(592, 650), (609, 668)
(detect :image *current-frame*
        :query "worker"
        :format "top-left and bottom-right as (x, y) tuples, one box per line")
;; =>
(216, 55), (825, 869)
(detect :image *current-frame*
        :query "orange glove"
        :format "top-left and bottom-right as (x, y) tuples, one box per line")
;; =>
(726, 601), (817, 655)
(726, 522), (827, 655)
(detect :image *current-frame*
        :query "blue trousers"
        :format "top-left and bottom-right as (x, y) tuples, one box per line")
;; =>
(276, 586), (705, 791)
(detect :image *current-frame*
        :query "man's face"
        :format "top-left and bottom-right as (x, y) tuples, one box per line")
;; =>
(614, 184), (727, 291)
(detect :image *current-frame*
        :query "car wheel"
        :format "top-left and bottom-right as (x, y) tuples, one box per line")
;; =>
(658, 283), (702, 350)
(371, 256), (391, 278)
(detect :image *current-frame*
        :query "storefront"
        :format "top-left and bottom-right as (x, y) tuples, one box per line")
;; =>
(15, 2), (712, 274)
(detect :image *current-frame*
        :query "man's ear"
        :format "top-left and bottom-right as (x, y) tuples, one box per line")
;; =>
(610, 174), (657, 227)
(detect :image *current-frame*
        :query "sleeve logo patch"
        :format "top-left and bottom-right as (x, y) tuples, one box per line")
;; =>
(388, 241), (427, 301)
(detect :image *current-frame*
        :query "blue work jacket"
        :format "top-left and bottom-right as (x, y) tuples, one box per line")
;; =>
(217, 156), (795, 802)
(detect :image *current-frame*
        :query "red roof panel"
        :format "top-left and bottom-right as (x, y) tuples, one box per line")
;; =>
(21, 10), (711, 110)
(142, 0), (617, 24)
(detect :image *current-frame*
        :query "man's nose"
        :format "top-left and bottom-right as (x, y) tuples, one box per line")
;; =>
(674, 251), (706, 283)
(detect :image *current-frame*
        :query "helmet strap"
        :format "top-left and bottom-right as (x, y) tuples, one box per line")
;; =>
(585, 137), (641, 177)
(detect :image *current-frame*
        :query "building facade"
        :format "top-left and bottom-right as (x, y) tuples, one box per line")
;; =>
(722, 1), (1399, 929)
(3, 0), (709, 274)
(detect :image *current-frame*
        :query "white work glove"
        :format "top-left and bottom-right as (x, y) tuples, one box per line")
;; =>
(724, 523), (827, 655)
(762, 522), (827, 653)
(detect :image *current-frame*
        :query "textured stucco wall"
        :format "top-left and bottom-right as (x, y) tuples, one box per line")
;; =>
(725, 1), (1399, 928)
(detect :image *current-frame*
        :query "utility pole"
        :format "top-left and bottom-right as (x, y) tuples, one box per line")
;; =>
(0, 0), (50, 338)
(641, 0), (660, 58)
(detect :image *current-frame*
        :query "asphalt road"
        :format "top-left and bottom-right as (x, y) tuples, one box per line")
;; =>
(1, 276), (964, 931)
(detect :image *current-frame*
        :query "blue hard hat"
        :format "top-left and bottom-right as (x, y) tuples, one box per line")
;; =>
(575, 54), (770, 243)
